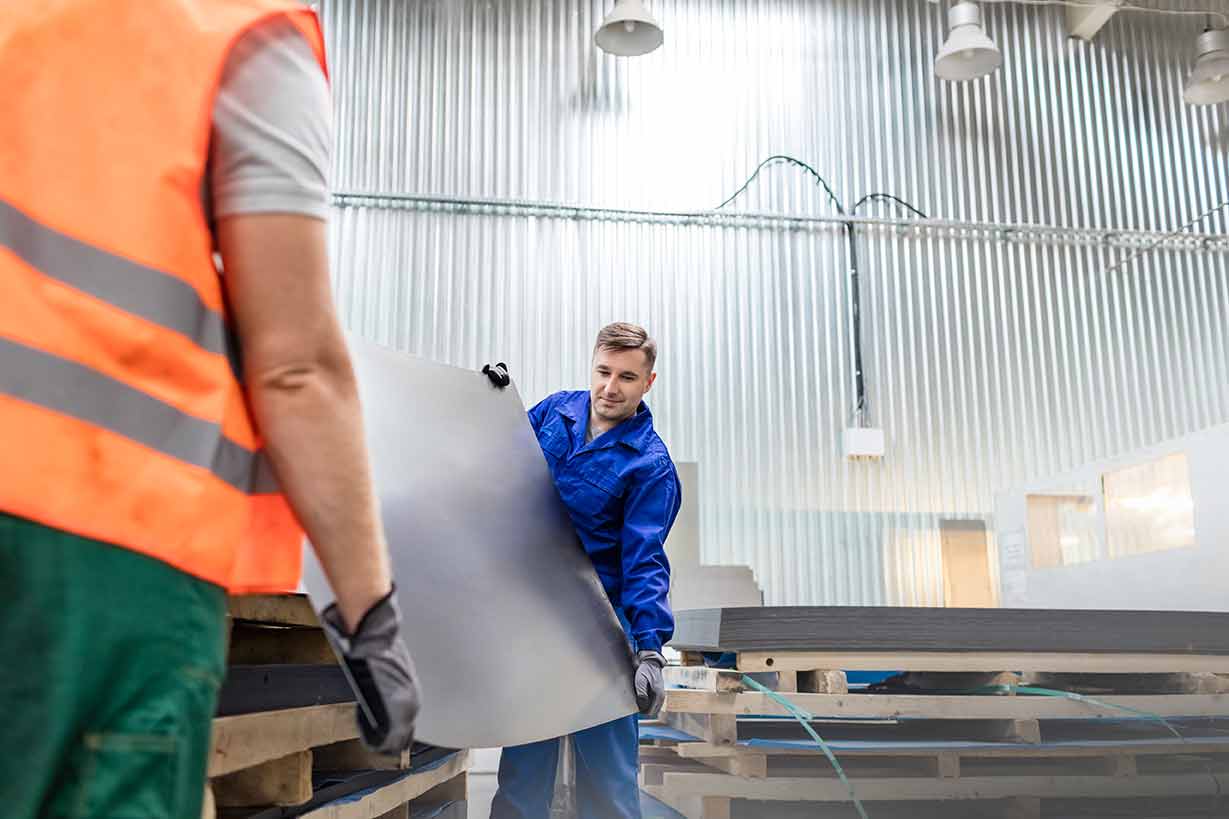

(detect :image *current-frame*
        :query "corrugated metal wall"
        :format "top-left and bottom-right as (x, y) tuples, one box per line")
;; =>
(317, 0), (1229, 605)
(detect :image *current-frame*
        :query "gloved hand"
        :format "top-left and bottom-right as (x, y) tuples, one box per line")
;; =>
(634, 649), (667, 717)
(320, 588), (421, 754)
(482, 362), (510, 388)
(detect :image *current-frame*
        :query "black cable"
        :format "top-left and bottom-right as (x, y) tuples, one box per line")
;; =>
(849, 193), (925, 424)
(852, 192), (929, 220)
(716, 156), (929, 429)
(845, 223), (867, 421)
(716, 154), (845, 213)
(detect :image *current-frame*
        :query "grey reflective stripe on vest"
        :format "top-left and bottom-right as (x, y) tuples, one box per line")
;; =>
(0, 337), (278, 495)
(0, 197), (228, 356)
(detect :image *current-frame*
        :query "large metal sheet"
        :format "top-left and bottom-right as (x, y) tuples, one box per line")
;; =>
(673, 607), (1229, 655)
(302, 336), (637, 748)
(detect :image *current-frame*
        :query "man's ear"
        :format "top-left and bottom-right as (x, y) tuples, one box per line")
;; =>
(644, 372), (657, 392)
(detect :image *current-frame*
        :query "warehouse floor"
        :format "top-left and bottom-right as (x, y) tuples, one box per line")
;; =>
(467, 749), (500, 818)
(467, 773), (497, 818)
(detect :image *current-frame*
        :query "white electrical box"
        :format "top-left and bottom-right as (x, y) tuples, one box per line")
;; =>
(844, 427), (886, 460)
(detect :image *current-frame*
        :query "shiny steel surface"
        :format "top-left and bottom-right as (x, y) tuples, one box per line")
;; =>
(317, 0), (1229, 607)
(301, 336), (637, 749)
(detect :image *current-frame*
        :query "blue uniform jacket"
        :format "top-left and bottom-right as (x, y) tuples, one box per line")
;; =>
(529, 390), (680, 653)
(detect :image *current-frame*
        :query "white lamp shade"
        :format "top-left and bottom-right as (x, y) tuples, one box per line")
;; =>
(934, 2), (1002, 81)
(1184, 29), (1229, 105)
(595, 0), (664, 56)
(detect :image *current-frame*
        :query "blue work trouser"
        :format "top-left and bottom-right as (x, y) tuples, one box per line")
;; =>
(490, 713), (641, 819)
(492, 605), (641, 819)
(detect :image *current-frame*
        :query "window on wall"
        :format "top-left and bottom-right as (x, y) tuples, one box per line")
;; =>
(1026, 494), (1100, 568)
(1103, 453), (1196, 559)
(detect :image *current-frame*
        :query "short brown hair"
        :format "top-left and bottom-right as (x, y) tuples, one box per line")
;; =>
(594, 322), (657, 371)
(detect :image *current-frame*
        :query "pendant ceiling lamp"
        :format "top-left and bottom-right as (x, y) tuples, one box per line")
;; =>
(935, 2), (1002, 81)
(1184, 28), (1229, 105)
(595, 0), (664, 57)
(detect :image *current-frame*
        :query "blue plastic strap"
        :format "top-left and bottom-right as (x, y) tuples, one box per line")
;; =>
(740, 675), (870, 819)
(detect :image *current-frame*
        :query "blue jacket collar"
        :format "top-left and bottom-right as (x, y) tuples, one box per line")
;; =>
(556, 391), (655, 452)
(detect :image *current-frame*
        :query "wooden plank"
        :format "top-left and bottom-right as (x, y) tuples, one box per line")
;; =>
(312, 738), (410, 771)
(374, 806), (409, 819)
(300, 751), (469, 818)
(646, 785), (730, 819)
(213, 750), (312, 807)
(228, 622), (338, 665)
(413, 769), (468, 806)
(796, 670), (847, 694)
(673, 737), (1229, 761)
(674, 607), (1229, 656)
(697, 753), (766, 778)
(986, 719), (1041, 744)
(937, 751), (960, 779)
(663, 689), (1229, 719)
(1004, 796), (1042, 819)
(1097, 754), (1138, 778)
(657, 771), (1224, 801)
(735, 650), (1229, 673)
(664, 667), (781, 693)
(665, 666), (846, 694)
(674, 744), (741, 760)
(209, 704), (359, 777)
(663, 710), (737, 746)
(641, 746), (686, 764)
(869, 671), (1020, 693)
(1028, 672), (1229, 695)
(640, 763), (672, 788)
(228, 594), (320, 627)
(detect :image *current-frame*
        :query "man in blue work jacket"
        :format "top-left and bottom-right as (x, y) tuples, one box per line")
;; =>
(491, 322), (682, 819)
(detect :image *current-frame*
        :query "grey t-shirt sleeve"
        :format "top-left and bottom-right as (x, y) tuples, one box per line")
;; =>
(208, 16), (332, 221)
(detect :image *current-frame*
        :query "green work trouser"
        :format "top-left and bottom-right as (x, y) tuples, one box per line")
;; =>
(0, 512), (228, 819)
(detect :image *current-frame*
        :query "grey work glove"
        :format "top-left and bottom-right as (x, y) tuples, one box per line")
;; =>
(634, 649), (667, 718)
(320, 588), (421, 754)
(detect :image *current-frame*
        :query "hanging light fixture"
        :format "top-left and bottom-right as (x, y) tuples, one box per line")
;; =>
(1183, 28), (1229, 105)
(934, 2), (1002, 81)
(594, 0), (664, 57)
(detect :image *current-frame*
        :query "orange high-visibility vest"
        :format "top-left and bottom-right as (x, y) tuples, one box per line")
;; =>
(0, 0), (327, 593)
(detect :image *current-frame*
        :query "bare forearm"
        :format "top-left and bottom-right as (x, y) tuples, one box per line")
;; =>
(217, 213), (392, 632)
(250, 356), (390, 632)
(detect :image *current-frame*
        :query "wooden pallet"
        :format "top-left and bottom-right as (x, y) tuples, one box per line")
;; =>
(205, 594), (464, 818)
(644, 768), (1229, 819)
(643, 735), (1229, 816)
(662, 688), (1229, 731)
(645, 720), (1229, 776)
(296, 750), (469, 819)
(205, 744), (468, 819)
(211, 703), (362, 779)
(651, 652), (1229, 818)
(227, 593), (321, 628)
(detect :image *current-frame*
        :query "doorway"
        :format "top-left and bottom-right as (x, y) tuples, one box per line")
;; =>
(940, 519), (995, 608)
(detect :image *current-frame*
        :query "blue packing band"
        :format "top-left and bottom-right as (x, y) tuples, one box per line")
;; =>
(740, 675), (870, 819)
(972, 683), (1186, 741)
